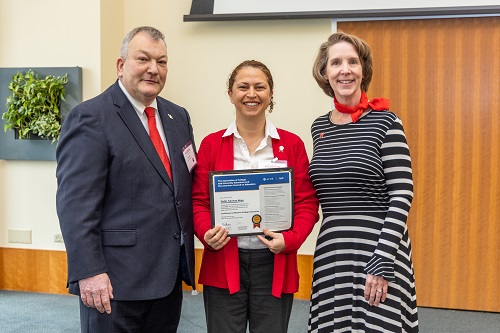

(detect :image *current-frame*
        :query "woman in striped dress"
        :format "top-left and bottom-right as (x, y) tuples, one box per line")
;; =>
(307, 32), (419, 332)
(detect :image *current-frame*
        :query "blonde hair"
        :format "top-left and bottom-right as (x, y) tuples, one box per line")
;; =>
(312, 31), (373, 98)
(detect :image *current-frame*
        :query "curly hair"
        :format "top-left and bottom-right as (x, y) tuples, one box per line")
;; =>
(227, 60), (275, 113)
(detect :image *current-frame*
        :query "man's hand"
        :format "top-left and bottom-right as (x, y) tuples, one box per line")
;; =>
(79, 273), (114, 314)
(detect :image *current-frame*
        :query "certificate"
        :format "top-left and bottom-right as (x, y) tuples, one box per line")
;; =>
(209, 168), (294, 236)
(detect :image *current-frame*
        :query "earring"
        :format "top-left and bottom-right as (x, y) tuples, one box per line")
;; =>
(269, 97), (274, 113)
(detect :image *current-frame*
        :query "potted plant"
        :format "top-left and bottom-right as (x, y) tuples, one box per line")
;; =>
(2, 69), (68, 142)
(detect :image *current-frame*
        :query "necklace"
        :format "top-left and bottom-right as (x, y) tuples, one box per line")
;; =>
(245, 135), (265, 149)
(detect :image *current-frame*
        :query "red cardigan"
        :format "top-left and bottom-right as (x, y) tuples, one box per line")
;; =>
(192, 128), (319, 297)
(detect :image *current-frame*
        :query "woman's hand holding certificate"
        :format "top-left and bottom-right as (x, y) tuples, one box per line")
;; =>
(204, 225), (231, 250)
(257, 228), (285, 254)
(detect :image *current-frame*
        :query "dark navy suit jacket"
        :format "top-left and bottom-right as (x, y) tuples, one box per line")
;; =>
(56, 80), (196, 300)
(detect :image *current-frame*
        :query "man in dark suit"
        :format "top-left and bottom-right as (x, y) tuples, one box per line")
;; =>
(56, 26), (196, 332)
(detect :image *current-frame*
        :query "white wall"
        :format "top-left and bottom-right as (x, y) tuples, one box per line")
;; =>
(0, 0), (102, 250)
(213, 0), (500, 14)
(124, 1), (332, 253)
(0, 0), (332, 254)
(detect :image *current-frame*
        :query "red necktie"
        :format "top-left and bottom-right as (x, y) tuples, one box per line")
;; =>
(144, 107), (172, 180)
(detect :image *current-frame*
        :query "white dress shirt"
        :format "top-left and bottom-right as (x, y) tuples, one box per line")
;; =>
(222, 120), (281, 249)
(118, 80), (170, 158)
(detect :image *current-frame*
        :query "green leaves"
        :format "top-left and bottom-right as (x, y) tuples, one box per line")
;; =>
(2, 69), (68, 142)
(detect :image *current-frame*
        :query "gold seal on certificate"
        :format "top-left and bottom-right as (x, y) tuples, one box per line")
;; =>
(209, 168), (294, 236)
(252, 214), (262, 229)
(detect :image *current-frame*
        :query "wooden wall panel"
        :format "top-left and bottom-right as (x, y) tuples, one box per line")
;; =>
(2, 248), (315, 300)
(296, 254), (314, 300)
(0, 248), (68, 294)
(339, 17), (499, 312)
(182, 247), (204, 291)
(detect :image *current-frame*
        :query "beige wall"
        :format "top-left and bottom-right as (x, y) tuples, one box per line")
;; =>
(0, 0), (331, 253)
(0, 0), (102, 250)
(100, 0), (125, 88)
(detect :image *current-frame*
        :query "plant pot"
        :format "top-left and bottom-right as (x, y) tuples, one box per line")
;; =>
(14, 129), (46, 141)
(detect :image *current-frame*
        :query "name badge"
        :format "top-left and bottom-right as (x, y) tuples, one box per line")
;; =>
(182, 141), (197, 172)
(258, 159), (287, 169)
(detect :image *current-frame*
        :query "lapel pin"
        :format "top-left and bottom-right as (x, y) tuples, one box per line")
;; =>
(320, 132), (324, 138)
(168, 114), (173, 119)
(279, 146), (284, 152)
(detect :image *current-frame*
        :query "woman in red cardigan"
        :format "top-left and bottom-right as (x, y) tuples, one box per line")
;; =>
(192, 60), (319, 333)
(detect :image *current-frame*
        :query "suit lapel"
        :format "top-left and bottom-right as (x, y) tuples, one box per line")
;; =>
(157, 104), (175, 173)
(157, 100), (184, 188)
(111, 83), (173, 191)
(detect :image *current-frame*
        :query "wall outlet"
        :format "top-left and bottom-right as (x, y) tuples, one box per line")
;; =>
(54, 234), (64, 243)
(8, 229), (32, 244)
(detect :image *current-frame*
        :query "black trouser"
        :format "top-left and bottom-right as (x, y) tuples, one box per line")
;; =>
(79, 260), (183, 333)
(203, 248), (294, 333)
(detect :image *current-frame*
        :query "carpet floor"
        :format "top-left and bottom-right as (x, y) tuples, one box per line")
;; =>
(0, 290), (499, 332)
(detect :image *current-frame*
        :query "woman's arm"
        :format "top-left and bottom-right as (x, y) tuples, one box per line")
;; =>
(280, 137), (320, 253)
(364, 116), (413, 281)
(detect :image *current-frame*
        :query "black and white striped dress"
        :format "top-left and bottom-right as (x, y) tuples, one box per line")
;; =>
(308, 110), (419, 333)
